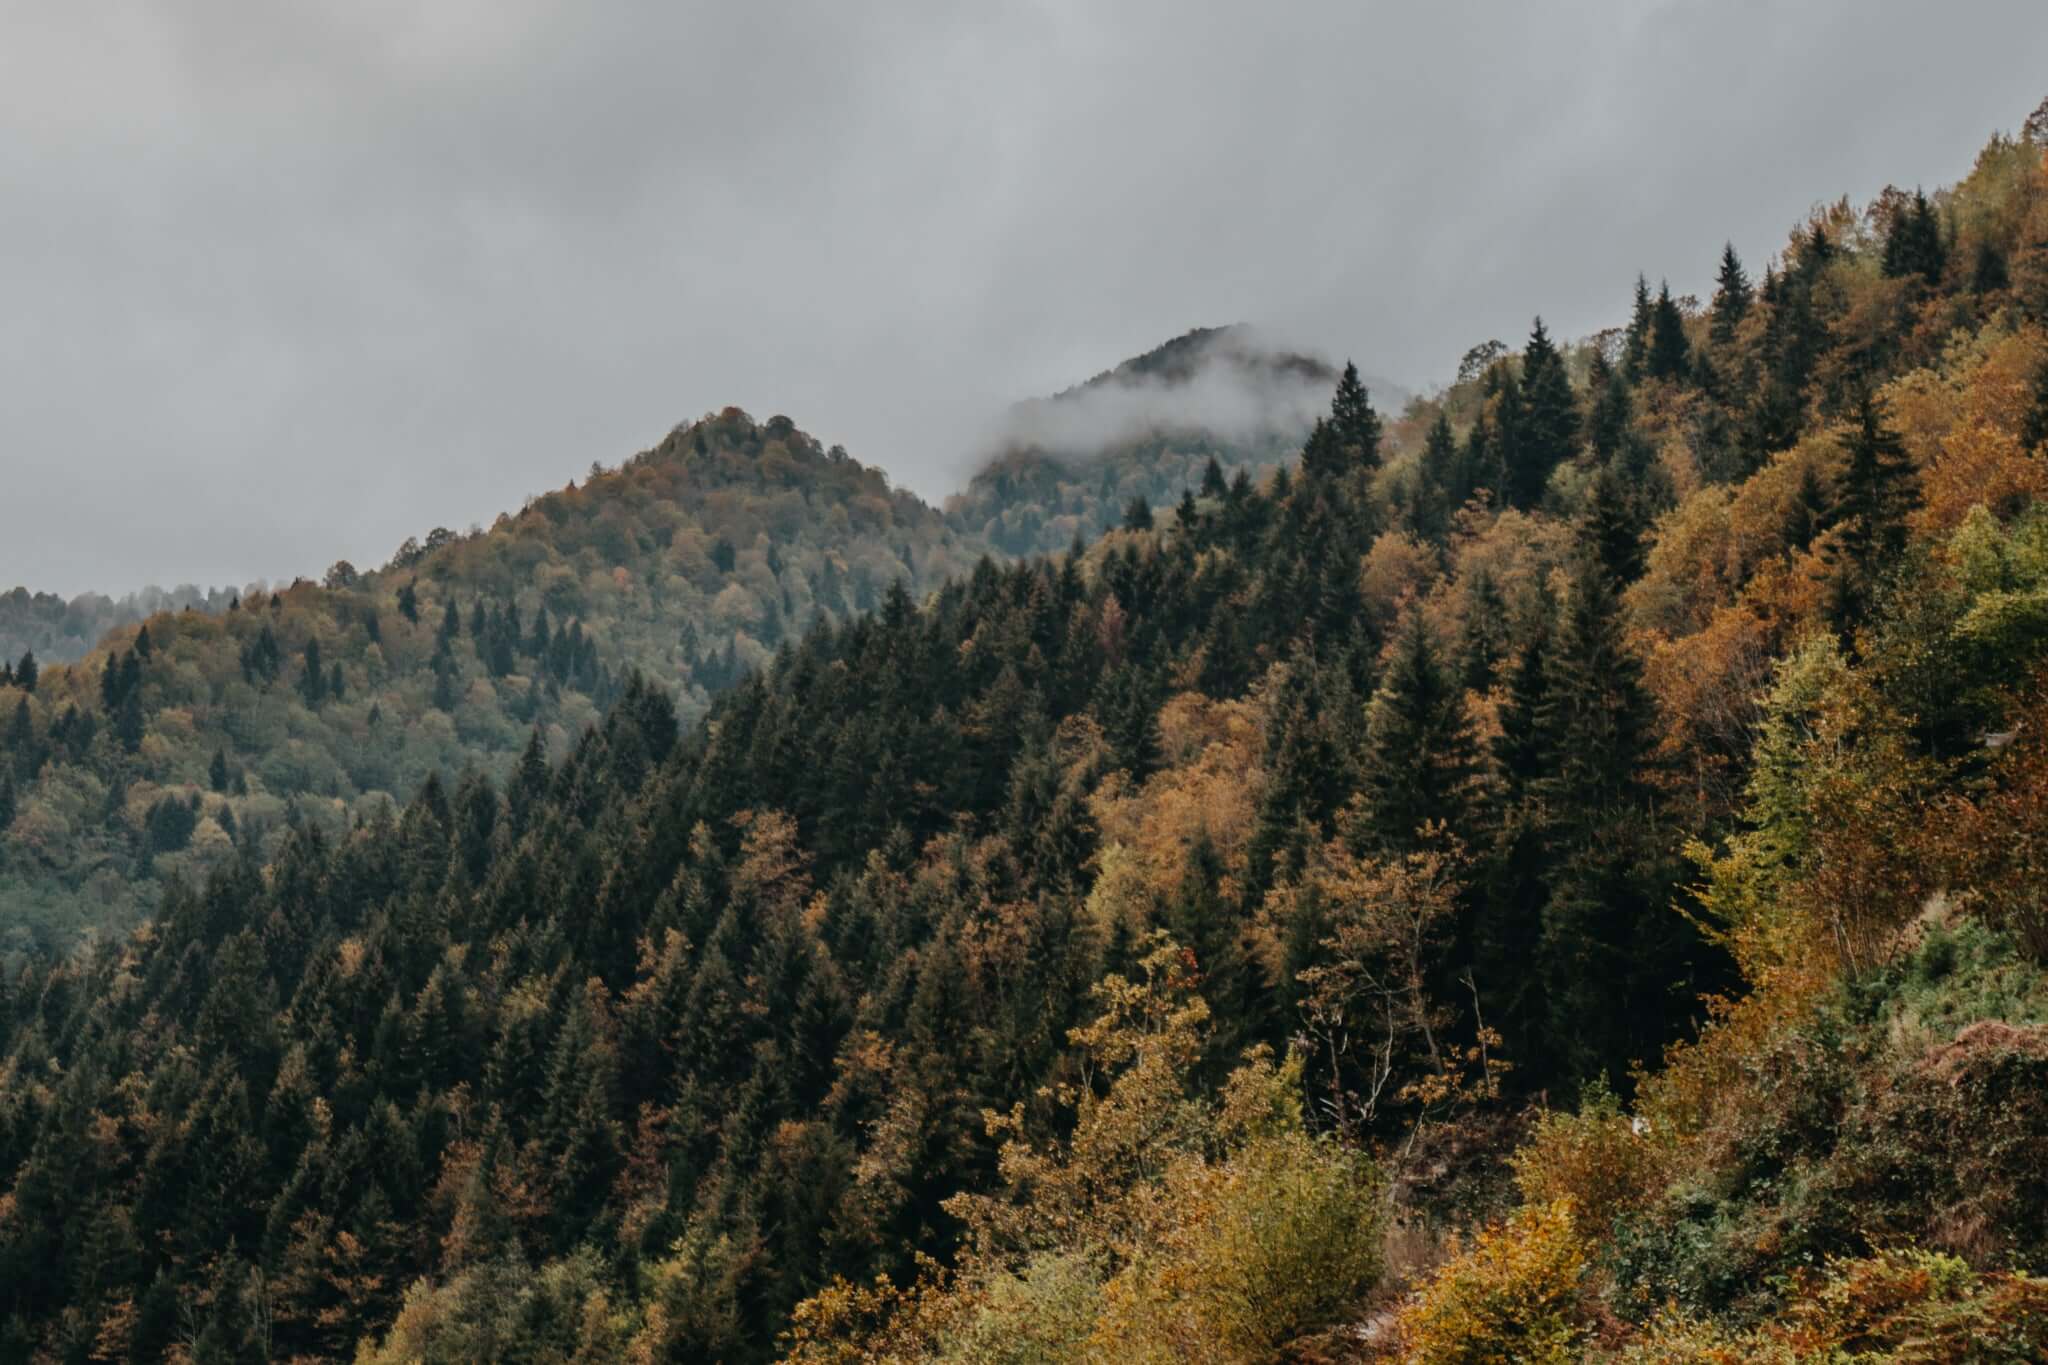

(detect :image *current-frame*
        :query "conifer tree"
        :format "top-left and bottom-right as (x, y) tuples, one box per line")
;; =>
(1970, 237), (2010, 294)
(1646, 281), (1691, 381)
(1623, 273), (1654, 380)
(1329, 360), (1384, 472)
(396, 580), (419, 624)
(1709, 243), (1751, 344)
(1783, 460), (1830, 553)
(1583, 462), (1645, 584)
(1511, 318), (1577, 507)
(1413, 411), (1461, 540)
(1200, 455), (1228, 499)
(1585, 351), (1632, 463)
(1882, 188), (1946, 282)
(13, 651), (34, 694)
(1362, 611), (1478, 852)
(1298, 416), (1343, 482)
(115, 687), (144, 754)
(209, 748), (230, 793)
(300, 637), (327, 706)
(1538, 558), (1655, 819)
(1825, 389), (1919, 625)
(1122, 495), (1154, 532)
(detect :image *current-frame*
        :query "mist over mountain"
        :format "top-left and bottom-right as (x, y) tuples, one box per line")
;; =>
(949, 325), (1407, 554)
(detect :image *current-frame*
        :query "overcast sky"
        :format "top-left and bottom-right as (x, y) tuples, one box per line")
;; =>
(4, 1), (2045, 594)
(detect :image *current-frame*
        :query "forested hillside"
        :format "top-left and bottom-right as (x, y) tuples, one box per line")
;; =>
(0, 409), (982, 954)
(0, 585), (238, 670)
(5, 112), (2048, 1363)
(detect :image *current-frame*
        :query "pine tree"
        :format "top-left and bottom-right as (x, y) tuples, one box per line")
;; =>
(1362, 611), (1478, 852)
(115, 688), (144, 754)
(1825, 390), (1919, 625)
(1783, 460), (1830, 553)
(1709, 243), (1751, 344)
(1329, 360), (1384, 472)
(1882, 188), (1946, 282)
(300, 637), (327, 706)
(1531, 558), (1678, 1084)
(1585, 352), (1632, 463)
(1583, 462), (1645, 584)
(1970, 237), (2010, 294)
(1299, 416), (1343, 482)
(1646, 281), (1691, 381)
(1511, 318), (1577, 507)
(1539, 558), (1655, 818)
(431, 652), (460, 712)
(1623, 273), (1653, 380)
(1414, 411), (1460, 540)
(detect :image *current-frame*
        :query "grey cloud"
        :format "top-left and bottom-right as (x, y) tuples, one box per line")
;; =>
(2, 0), (2045, 593)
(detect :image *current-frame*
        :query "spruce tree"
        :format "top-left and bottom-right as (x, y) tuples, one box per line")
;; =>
(1586, 352), (1632, 463)
(1329, 360), (1384, 472)
(1532, 557), (1680, 1084)
(1539, 558), (1655, 818)
(299, 637), (327, 706)
(1646, 281), (1691, 381)
(1299, 416), (1343, 482)
(1415, 411), (1460, 540)
(1512, 318), (1577, 507)
(14, 651), (34, 694)
(1825, 389), (1919, 625)
(1709, 243), (1751, 345)
(115, 688), (144, 754)
(1882, 188), (1945, 283)
(209, 748), (230, 793)
(1623, 273), (1653, 380)
(1583, 462), (1645, 584)
(1121, 495), (1154, 532)
(1970, 237), (2009, 294)
(1362, 610), (1477, 852)
(1200, 455), (1228, 498)
(1783, 460), (1830, 553)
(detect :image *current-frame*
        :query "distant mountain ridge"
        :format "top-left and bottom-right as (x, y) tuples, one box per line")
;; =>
(0, 330), (1394, 950)
(947, 323), (1403, 555)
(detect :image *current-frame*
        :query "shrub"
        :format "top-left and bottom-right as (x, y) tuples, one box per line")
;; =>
(1511, 1077), (1665, 1234)
(1393, 1199), (1590, 1364)
(1089, 1132), (1383, 1362)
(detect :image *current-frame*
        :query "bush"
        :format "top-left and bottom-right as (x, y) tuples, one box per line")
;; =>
(1393, 1199), (1590, 1364)
(1089, 1132), (1383, 1362)
(1511, 1077), (1665, 1234)
(1618, 1250), (2048, 1363)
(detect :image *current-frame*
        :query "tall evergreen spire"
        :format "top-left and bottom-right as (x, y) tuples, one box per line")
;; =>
(1710, 243), (1751, 344)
